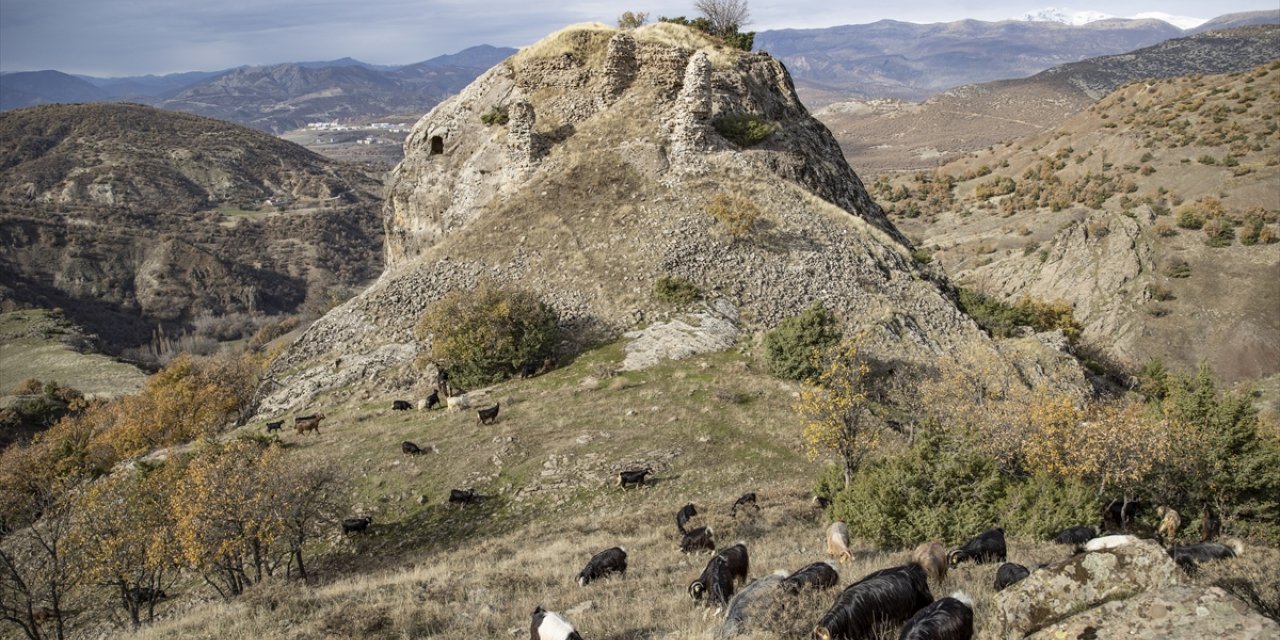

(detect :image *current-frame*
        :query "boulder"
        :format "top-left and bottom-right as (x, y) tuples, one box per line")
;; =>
(996, 539), (1180, 637)
(1028, 585), (1279, 640)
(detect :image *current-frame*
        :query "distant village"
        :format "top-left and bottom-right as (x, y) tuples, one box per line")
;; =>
(306, 120), (410, 145)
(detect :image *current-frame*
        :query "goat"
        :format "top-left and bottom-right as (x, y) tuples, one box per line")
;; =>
(688, 543), (749, 606)
(1102, 498), (1143, 532)
(449, 489), (479, 504)
(948, 528), (1006, 567)
(813, 495), (832, 509)
(1050, 525), (1096, 545)
(264, 420), (283, 433)
(827, 522), (853, 563)
(898, 592), (974, 640)
(392, 400), (412, 411)
(676, 502), (698, 535)
(402, 441), (426, 455)
(476, 402), (500, 425)
(993, 563), (1030, 592)
(530, 605), (582, 640)
(425, 390), (440, 411)
(911, 541), (948, 584)
(681, 526), (716, 553)
(294, 413), (325, 435)
(1201, 504), (1221, 541)
(577, 547), (627, 586)
(341, 517), (371, 534)
(813, 563), (934, 640)
(1080, 534), (1139, 553)
(126, 586), (168, 605)
(717, 571), (788, 638)
(1169, 540), (1243, 574)
(617, 467), (652, 489)
(1156, 506), (1181, 546)
(731, 492), (760, 518)
(780, 561), (839, 594)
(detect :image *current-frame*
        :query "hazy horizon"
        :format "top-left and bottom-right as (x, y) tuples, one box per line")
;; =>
(1, 1), (1276, 77)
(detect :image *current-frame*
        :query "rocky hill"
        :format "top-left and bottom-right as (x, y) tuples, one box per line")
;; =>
(814, 25), (1280, 176)
(0, 103), (386, 353)
(257, 22), (1084, 415)
(877, 63), (1280, 383)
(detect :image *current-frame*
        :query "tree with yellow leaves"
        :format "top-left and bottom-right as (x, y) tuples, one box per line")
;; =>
(797, 335), (887, 489)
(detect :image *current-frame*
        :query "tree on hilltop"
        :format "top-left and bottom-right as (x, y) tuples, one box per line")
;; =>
(695, 0), (750, 35)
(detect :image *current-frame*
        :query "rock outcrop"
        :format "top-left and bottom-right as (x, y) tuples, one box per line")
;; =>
(1028, 585), (1280, 640)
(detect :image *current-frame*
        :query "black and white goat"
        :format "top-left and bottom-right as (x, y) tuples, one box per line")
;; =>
(730, 492), (760, 518)
(1169, 540), (1244, 574)
(477, 402), (500, 425)
(813, 563), (934, 640)
(576, 546), (627, 586)
(530, 605), (582, 640)
(898, 592), (974, 640)
(688, 543), (749, 606)
(993, 563), (1030, 592)
(676, 502), (698, 535)
(1050, 525), (1096, 545)
(948, 528), (1006, 567)
(680, 526), (716, 554)
(780, 561), (839, 594)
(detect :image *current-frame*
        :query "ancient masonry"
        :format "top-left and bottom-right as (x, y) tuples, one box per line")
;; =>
(671, 51), (715, 161)
(506, 99), (536, 166)
(600, 32), (638, 105)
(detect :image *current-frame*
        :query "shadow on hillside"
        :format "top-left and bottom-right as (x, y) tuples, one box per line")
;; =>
(752, 219), (821, 254)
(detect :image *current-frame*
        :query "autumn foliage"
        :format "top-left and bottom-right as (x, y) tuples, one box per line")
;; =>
(415, 284), (559, 388)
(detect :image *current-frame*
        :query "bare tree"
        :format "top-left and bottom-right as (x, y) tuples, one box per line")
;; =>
(694, 0), (750, 35)
(617, 11), (649, 30)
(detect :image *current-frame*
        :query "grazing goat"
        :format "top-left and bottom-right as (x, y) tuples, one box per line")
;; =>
(1103, 499), (1143, 532)
(813, 495), (832, 510)
(948, 528), (1006, 567)
(718, 571), (787, 638)
(911, 541), (948, 584)
(530, 605), (582, 640)
(1156, 506), (1181, 545)
(898, 592), (974, 640)
(1169, 540), (1243, 573)
(265, 420), (283, 433)
(1201, 504), (1221, 541)
(731, 492), (760, 518)
(617, 467), (652, 489)
(681, 526), (716, 553)
(1081, 534), (1139, 553)
(780, 561), (839, 594)
(688, 543), (749, 606)
(392, 400), (412, 411)
(425, 390), (440, 411)
(402, 441), (426, 455)
(676, 502), (698, 535)
(449, 489), (479, 504)
(993, 563), (1030, 592)
(827, 522), (853, 563)
(1050, 525), (1096, 545)
(126, 586), (168, 605)
(342, 517), (371, 534)
(477, 403), (500, 425)
(577, 547), (627, 586)
(294, 413), (324, 435)
(813, 563), (934, 640)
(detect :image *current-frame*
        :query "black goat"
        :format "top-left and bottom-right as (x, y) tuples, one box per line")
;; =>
(342, 517), (371, 534)
(677, 502), (698, 535)
(717, 571), (787, 638)
(814, 563), (934, 640)
(898, 593), (974, 640)
(1201, 504), (1221, 542)
(731, 492), (760, 518)
(449, 489), (480, 504)
(126, 586), (168, 605)
(993, 563), (1030, 592)
(392, 399), (412, 411)
(425, 390), (440, 410)
(617, 467), (652, 489)
(813, 495), (832, 509)
(1170, 540), (1243, 574)
(688, 543), (749, 606)
(577, 546), (627, 586)
(1103, 498), (1144, 532)
(477, 402), (500, 424)
(780, 561), (839, 594)
(948, 528), (1006, 567)
(402, 441), (426, 455)
(1050, 525), (1097, 545)
(680, 526), (716, 554)
(264, 420), (283, 432)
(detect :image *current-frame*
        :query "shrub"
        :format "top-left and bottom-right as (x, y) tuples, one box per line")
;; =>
(956, 288), (1082, 343)
(1203, 218), (1235, 247)
(1176, 206), (1205, 230)
(480, 105), (509, 126)
(415, 284), (560, 388)
(616, 10), (648, 29)
(1166, 259), (1192, 278)
(910, 248), (933, 264)
(706, 192), (761, 237)
(974, 176), (1016, 199)
(997, 473), (1099, 539)
(712, 113), (775, 147)
(653, 276), (700, 305)
(762, 303), (841, 382)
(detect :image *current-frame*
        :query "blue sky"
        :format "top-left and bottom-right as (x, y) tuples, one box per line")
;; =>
(0, 1), (1274, 76)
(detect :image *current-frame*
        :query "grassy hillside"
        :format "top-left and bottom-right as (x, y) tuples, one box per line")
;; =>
(0, 310), (146, 399)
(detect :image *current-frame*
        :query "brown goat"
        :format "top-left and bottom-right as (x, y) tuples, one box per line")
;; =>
(911, 541), (949, 584)
(295, 413), (325, 435)
(1157, 506), (1181, 546)
(826, 522), (852, 563)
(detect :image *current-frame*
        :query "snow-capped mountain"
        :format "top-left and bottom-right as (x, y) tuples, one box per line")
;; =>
(1019, 7), (1206, 29)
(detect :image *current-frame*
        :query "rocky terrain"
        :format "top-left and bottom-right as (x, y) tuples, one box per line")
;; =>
(0, 103), (386, 353)
(877, 63), (1280, 384)
(814, 25), (1280, 176)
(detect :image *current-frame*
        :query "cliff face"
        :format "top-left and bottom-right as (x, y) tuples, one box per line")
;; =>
(260, 23), (1081, 413)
